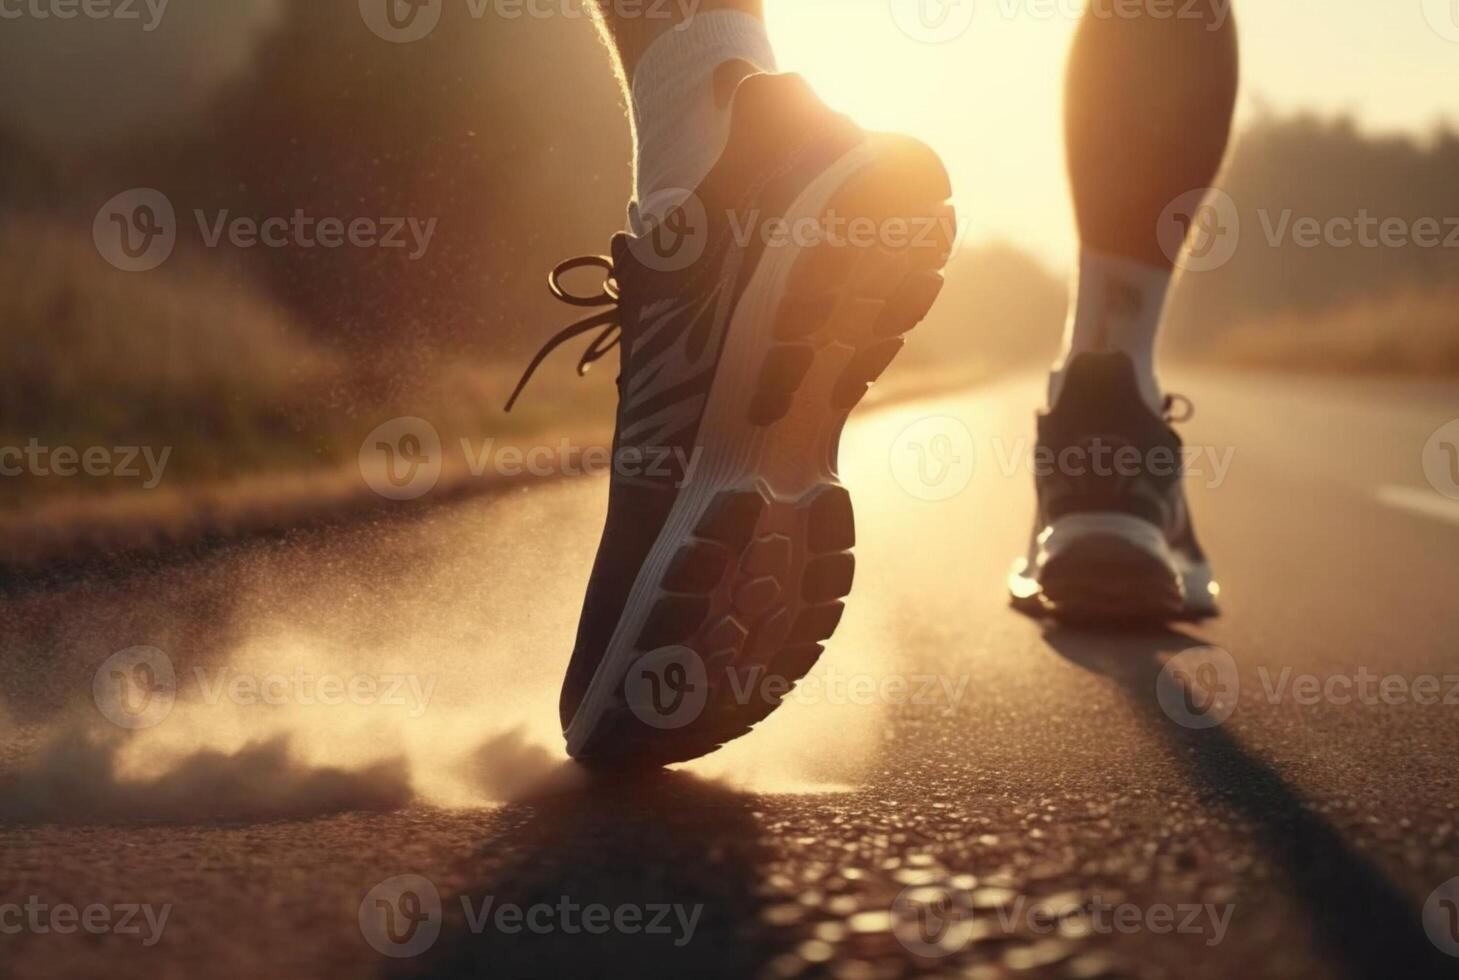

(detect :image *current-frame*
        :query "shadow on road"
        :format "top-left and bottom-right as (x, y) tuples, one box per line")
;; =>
(1043, 626), (1454, 980)
(400, 767), (791, 980)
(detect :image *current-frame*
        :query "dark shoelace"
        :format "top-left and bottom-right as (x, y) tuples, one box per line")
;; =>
(504, 255), (623, 413)
(1163, 393), (1195, 424)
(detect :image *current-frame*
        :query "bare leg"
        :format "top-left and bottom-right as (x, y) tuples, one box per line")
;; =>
(1054, 3), (1239, 411)
(1065, 3), (1239, 269)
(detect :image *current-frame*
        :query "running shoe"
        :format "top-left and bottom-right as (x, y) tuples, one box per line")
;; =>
(1007, 351), (1220, 623)
(507, 71), (955, 764)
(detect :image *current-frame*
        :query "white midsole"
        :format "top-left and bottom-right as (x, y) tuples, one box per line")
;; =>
(1009, 511), (1219, 612)
(565, 142), (882, 755)
(1038, 513), (1177, 571)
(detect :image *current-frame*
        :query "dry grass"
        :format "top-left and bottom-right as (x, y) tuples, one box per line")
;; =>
(0, 215), (347, 505)
(1205, 287), (1459, 376)
(0, 215), (610, 517)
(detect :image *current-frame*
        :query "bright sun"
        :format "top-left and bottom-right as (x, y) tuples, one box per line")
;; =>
(767, 0), (1080, 267)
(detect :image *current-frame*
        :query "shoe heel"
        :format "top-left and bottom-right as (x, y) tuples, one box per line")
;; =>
(750, 134), (956, 429)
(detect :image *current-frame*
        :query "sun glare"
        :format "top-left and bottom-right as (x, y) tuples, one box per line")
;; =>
(767, 0), (1080, 266)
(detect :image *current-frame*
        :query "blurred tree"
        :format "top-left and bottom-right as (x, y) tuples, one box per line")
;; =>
(1167, 112), (1459, 352)
(0, 122), (58, 213)
(129, 0), (632, 391)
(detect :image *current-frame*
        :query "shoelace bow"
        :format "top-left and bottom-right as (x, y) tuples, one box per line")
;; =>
(504, 255), (622, 413)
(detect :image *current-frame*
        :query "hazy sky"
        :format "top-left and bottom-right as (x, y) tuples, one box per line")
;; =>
(771, 0), (1459, 266)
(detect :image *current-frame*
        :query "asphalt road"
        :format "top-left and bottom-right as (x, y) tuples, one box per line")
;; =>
(3, 371), (1459, 980)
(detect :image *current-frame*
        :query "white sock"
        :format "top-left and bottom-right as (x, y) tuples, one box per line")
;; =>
(1048, 247), (1173, 414)
(626, 11), (777, 236)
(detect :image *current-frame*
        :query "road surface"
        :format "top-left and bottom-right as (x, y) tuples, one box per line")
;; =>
(3, 372), (1459, 980)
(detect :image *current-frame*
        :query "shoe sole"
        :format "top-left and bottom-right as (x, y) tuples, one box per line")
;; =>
(1008, 513), (1219, 625)
(566, 134), (955, 765)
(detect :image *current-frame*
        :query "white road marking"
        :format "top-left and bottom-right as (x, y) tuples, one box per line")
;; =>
(1375, 485), (1459, 529)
